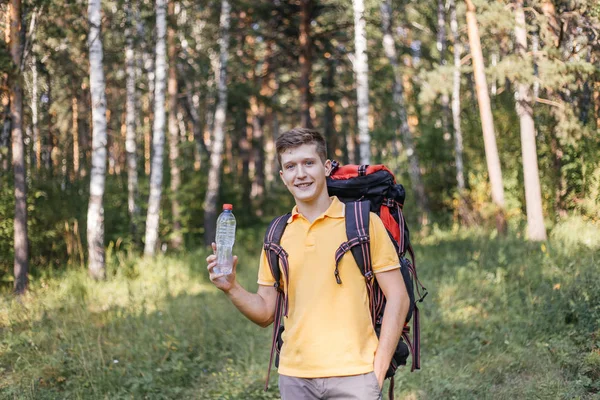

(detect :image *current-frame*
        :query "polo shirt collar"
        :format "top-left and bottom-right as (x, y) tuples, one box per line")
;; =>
(288, 196), (345, 223)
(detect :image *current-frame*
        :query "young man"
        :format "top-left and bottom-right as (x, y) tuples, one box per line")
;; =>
(206, 128), (409, 400)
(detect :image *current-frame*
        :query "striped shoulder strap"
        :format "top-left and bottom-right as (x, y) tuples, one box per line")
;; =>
(263, 213), (291, 287)
(262, 213), (290, 391)
(339, 201), (372, 278)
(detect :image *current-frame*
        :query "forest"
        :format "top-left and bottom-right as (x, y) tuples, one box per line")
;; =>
(1, 0), (599, 398)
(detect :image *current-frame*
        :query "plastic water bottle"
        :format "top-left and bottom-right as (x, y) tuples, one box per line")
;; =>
(215, 204), (236, 275)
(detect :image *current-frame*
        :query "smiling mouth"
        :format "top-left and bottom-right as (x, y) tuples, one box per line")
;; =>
(295, 182), (313, 188)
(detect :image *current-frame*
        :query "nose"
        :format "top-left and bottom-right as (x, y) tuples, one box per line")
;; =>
(296, 164), (307, 178)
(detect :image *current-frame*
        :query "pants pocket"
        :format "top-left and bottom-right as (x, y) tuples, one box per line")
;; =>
(367, 372), (383, 396)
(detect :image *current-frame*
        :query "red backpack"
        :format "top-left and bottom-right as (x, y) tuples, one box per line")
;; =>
(263, 161), (427, 399)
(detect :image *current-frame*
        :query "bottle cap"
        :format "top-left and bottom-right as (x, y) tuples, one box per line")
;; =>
(223, 204), (233, 210)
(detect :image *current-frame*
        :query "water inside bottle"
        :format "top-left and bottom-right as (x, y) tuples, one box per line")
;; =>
(215, 206), (236, 275)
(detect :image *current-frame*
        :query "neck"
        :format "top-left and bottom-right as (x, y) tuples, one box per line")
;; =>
(296, 194), (332, 223)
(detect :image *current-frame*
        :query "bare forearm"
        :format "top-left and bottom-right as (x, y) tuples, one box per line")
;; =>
(225, 282), (274, 327)
(374, 298), (409, 377)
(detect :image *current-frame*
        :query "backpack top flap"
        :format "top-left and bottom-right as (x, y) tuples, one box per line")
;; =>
(326, 163), (406, 211)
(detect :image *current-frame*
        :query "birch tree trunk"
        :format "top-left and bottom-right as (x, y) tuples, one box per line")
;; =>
(203, 0), (230, 245)
(9, 0), (28, 293)
(449, 0), (465, 192)
(514, 0), (547, 241)
(167, 0), (183, 249)
(144, 0), (167, 256)
(87, 0), (108, 279)
(353, 0), (371, 165)
(125, 0), (139, 238)
(380, 0), (430, 217)
(299, 0), (314, 128)
(465, 0), (506, 233)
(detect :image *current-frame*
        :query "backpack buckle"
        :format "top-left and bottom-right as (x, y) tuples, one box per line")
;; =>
(383, 198), (396, 208)
(273, 281), (284, 293)
(264, 243), (288, 258)
(339, 241), (351, 254)
(330, 160), (340, 173)
(357, 235), (370, 244)
(334, 268), (342, 284)
(364, 270), (373, 280)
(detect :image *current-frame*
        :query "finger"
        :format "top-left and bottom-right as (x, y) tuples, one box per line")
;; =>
(231, 256), (238, 273)
(206, 254), (216, 263)
(211, 242), (217, 254)
(207, 261), (217, 274)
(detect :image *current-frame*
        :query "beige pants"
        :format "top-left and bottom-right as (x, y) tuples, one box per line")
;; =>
(278, 372), (383, 400)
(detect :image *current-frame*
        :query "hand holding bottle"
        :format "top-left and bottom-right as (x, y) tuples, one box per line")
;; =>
(206, 242), (238, 292)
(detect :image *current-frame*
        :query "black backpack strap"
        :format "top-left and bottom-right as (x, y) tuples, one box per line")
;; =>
(335, 201), (372, 280)
(343, 201), (423, 375)
(262, 213), (291, 391)
(335, 201), (386, 327)
(263, 213), (291, 290)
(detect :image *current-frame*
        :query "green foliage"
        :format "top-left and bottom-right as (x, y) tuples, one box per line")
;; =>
(1, 224), (599, 398)
(0, 243), (278, 399)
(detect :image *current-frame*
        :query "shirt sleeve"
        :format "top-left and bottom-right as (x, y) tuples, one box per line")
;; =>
(369, 212), (401, 274)
(257, 248), (278, 286)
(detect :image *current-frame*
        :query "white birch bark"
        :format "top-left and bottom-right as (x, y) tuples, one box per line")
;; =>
(465, 0), (506, 231)
(87, 0), (108, 279)
(449, 0), (465, 192)
(125, 0), (139, 237)
(514, 0), (547, 241)
(167, 0), (183, 249)
(352, 0), (370, 165)
(380, 0), (430, 215)
(203, 0), (230, 245)
(144, 0), (167, 256)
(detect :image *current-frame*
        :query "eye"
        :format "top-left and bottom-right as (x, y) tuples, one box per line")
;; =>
(306, 160), (314, 166)
(285, 164), (294, 170)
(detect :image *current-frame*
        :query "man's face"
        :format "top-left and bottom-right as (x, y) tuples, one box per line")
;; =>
(279, 144), (331, 206)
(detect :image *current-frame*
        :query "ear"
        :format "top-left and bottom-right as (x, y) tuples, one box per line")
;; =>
(325, 159), (332, 177)
(279, 169), (286, 185)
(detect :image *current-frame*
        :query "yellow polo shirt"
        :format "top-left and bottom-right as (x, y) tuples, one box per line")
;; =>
(257, 196), (400, 378)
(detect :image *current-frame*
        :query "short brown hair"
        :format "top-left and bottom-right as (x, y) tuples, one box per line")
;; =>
(275, 128), (328, 167)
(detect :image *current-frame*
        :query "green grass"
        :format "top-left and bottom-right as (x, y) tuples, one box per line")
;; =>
(1, 218), (599, 399)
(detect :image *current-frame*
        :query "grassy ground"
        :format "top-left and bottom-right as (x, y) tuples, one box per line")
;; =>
(1, 218), (599, 399)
